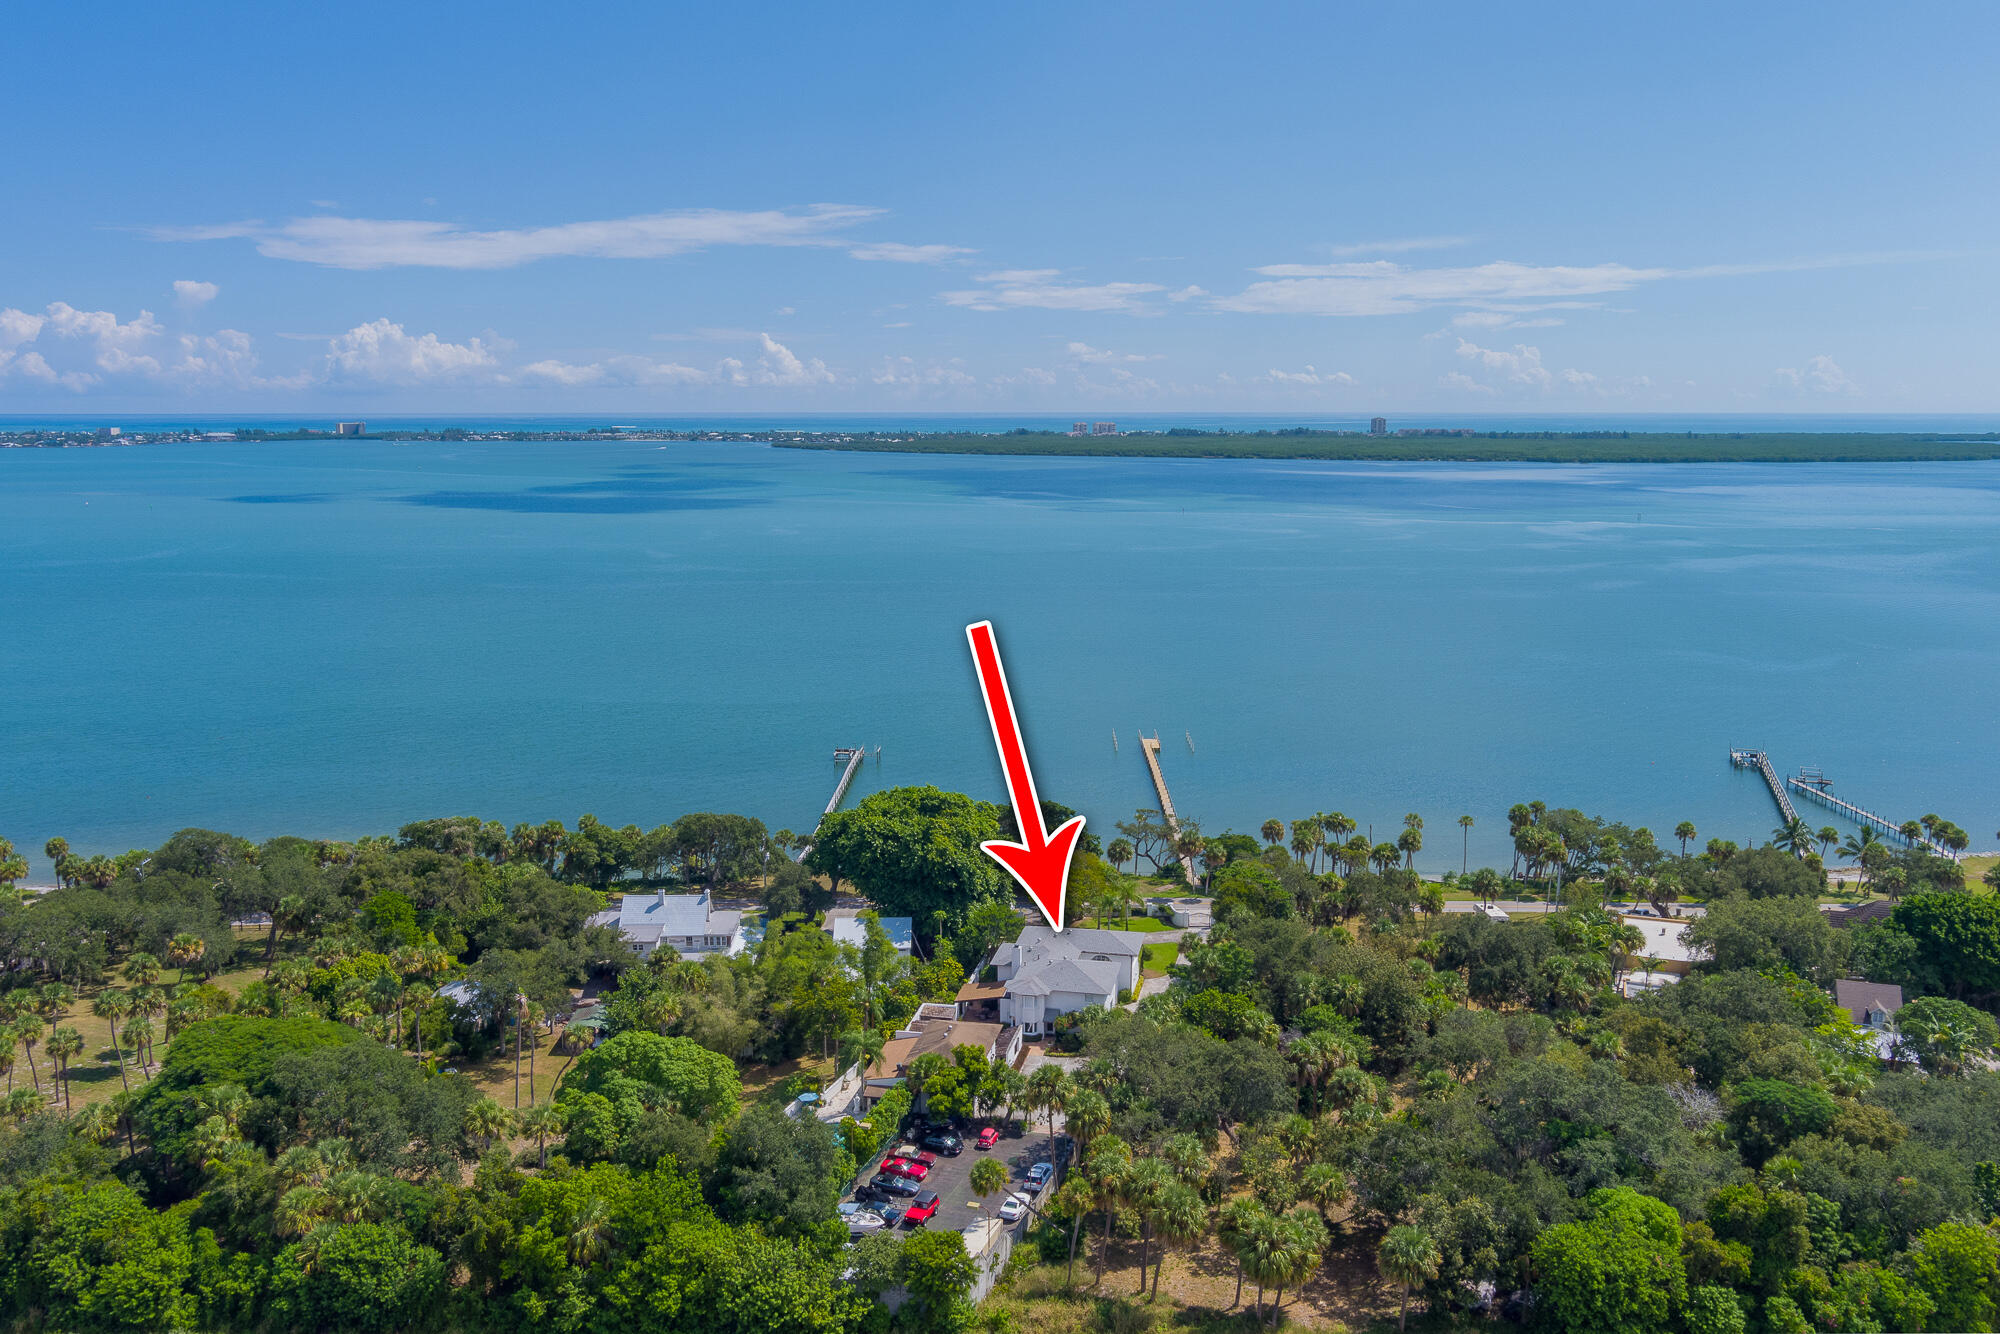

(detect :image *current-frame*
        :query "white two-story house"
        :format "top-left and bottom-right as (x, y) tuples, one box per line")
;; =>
(957, 925), (1146, 1037)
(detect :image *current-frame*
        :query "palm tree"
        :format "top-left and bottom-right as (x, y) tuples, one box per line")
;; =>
(1025, 1063), (1072, 1154)
(1105, 838), (1134, 877)
(970, 1156), (1009, 1215)
(1774, 817), (1812, 856)
(1397, 827), (1422, 871)
(123, 952), (162, 989)
(1124, 1157), (1172, 1293)
(1265, 1208), (1328, 1327)
(165, 933), (207, 983)
(275, 1185), (331, 1238)
(91, 992), (131, 1091)
(1237, 1206), (1289, 1322)
(1457, 814), (1474, 875)
(464, 1096), (514, 1154)
(188, 1114), (239, 1172)
(13, 1017), (44, 1095)
(1378, 1223), (1441, 1332)
(1817, 826), (1840, 862)
(1065, 1088), (1111, 1151)
(1260, 819), (1284, 849)
(1052, 1177), (1095, 1286)
(519, 1101), (568, 1169)
(1084, 1136), (1132, 1285)
(1218, 1198), (1264, 1309)
(1149, 1181), (1205, 1297)
(1324, 813), (1357, 857)
(1370, 842), (1401, 875)
(1674, 821), (1697, 856)
(43, 838), (70, 888)
(0, 1037), (16, 1094)
(44, 1027), (83, 1110)
(1290, 819), (1321, 872)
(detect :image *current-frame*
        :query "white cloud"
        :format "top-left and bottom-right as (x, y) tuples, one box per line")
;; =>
(155, 204), (887, 270)
(872, 356), (976, 388)
(1455, 337), (1553, 386)
(1322, 236), (1471, 257)
(942, 270), (1165, 314)
(1452, 310), (1565, 330)
(1441, 370), (1495, 394)
(1221, 250), (1944, 318)
(173, 279), (219, 306)
(848, 242), (974, 264)
(738, 333), (835, 387)
(1219, 261), (1669, 317)
(1260, 365), (1355, 387)
(0, 308), (44, 350)
(1774, 354), (1859, 396)
(1166, 285), (1208, 302)
(1065, 341), (1160, 364)
(324, 319), (497, 383)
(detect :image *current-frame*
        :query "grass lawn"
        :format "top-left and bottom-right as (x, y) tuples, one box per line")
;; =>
(1964, 854), (1996, 888)
(1072, 915), (1166, 932)
(989, 1220), (1399, 1332)
(736, 1054), (839, 1107)
(1141, 942), (1179, 977)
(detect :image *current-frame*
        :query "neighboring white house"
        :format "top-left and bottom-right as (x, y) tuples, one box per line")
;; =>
(958, 925), (1145, 1037)
(588, 888), (744, 961)
(825, 908), (914, 955)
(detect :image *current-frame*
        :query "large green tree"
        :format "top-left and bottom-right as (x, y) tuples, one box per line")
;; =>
(805, 787), (1008, 933)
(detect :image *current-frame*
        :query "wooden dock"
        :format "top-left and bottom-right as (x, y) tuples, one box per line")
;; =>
(1785, 775), (1954, 857)
(1729, 748), (1800, 825)
(1140, 734), (1197, 886)
(796, 746), (866, 860)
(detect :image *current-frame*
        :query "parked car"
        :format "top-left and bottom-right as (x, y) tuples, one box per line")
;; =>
(1022, 1162), (1055, 1194)
(846, 1210), (888, 1236)
(876, 1205), (905, 1228)
(890, 1160), (930, 1181)
(975, 1126), (1001, 1150)
(880, 1156), (912, 1175)
(871, 1173), (920, 1198)
(892, 1144), (940, 1166)
(903, 1191), (941, 1226)
(997, 1193), (1028, 1222)
(921, 1132), (963, 1156)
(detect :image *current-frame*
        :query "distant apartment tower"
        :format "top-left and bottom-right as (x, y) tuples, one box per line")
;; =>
(1091, 421), (1118, 435)
(335, 421), (366, 436)
(1071, 421), (1089, 436)
(1369, 417), (1387, 436)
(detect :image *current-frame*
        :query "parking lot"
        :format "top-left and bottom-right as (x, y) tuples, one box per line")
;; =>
(847, 1123), (1069, 1237)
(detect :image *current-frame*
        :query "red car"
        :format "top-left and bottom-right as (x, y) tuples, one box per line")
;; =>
(886, 1159), (930, 1181)
(892, 1144), (940, 1166)
(976, 1126), (1000, 1150)
(902, 1191), (941, 1226)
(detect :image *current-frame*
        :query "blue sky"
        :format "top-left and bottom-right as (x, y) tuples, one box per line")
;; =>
(5, 3), (1997, 414)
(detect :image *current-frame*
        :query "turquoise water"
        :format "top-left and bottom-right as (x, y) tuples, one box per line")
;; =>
(3, 441), (1995, 876)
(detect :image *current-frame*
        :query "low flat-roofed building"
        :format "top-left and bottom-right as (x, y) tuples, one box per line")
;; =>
(825, 908), (913, 954)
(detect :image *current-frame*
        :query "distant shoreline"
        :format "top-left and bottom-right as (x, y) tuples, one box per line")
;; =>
(7, 427), (2000, 463)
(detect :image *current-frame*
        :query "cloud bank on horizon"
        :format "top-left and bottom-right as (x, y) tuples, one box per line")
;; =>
(3, 6), (1993, 412)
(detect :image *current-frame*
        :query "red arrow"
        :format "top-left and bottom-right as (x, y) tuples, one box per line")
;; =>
(966, 620), (1085, 932)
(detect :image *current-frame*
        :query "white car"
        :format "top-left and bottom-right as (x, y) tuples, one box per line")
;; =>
(997, 1193), (1029, 1222)
(846, 1210), (888, 1236)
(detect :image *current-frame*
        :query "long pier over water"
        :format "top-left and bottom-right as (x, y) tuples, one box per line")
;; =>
(1140, 733), (1198, 887)
(796, 746), (866, 860)
(1730, 748), (1799, 824)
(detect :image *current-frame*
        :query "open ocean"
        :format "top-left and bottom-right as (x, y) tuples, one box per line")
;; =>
(2, 433), (1996, 877)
